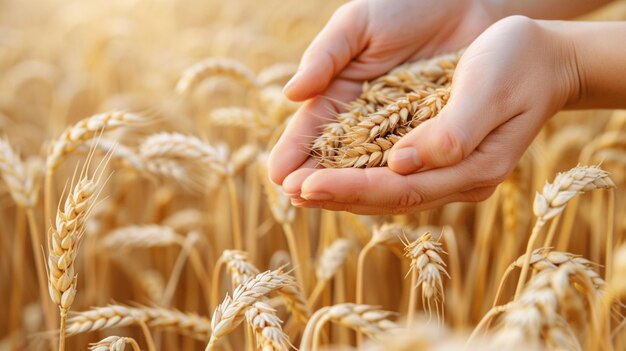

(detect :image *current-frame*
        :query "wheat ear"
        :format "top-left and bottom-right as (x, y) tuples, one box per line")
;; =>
(515, 165), (615, 299)
(47, 169), (103, 351)
(309, 239), (352, 306)
(483, 263), (597, 350)
(207, 269), (298, 350)
(102, 225), (184, 249)
(140, 132), (243, 249)
(494, 248), (606, 307)
(245, 301), (290, 351)
(403, 231), (449, 324)
(88, 336), (141, 351)
(176, 57), (259, 95)
(66, 304), (211, 339)
(300, 303), (399, 351)
(46, 111), (145, 172)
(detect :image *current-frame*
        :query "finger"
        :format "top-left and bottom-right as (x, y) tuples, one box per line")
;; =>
(268, 79), (361, 185)
(387, 57), (519, 175)
(296, 156), (489, 207)
(282, 159), (319, 196)
(283, 1), (368, 101)
(292, 186), (497, 215)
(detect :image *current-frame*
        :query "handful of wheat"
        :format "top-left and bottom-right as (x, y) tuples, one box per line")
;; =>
(312, 52), (460, 168)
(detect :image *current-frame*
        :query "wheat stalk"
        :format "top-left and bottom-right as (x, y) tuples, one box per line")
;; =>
(88, 336), (141, 351)
(176, 57), (259, 95)
(515, 165), (615, 299)
(66, 305), (211, 339)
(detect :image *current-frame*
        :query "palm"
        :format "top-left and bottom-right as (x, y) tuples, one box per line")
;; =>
(269, 0), (493, 185)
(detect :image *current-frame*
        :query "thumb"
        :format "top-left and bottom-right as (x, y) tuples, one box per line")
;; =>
(387, 82), (508, 175)
(283, 2), (368, 101)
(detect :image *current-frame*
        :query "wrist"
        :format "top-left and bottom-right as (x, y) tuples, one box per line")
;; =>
(545, 21), (626, 109)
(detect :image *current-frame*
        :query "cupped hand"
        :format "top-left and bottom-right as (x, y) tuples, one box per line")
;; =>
(268, 0), (494, 185)
(274, 16), (580, 215)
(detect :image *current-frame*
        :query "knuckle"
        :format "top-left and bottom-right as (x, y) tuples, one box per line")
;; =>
(495, 15), (537, 33)
(435, 126), (466, 165)
(396, 189), (423, 208)
(481, 160), (513, 186)
(391, 206), (410, 215)
(466, 187), (497, 203)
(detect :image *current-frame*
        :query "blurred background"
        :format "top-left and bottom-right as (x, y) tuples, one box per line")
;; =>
(2, 0), (626, 350)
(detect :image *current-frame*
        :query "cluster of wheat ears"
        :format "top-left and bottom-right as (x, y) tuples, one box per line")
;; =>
(2, 0), (626, 350)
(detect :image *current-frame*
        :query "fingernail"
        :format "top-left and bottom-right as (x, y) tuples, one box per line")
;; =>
(283, 190), (301, 197)
(390, 148), (422, 171)
(301, 192), (333, 201)
(283, 71), (301, 93)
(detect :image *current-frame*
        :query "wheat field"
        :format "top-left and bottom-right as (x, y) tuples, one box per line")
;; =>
(2, 0), (626, 350)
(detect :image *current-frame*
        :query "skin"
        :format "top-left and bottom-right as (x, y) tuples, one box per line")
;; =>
(268, 0), (625, 215)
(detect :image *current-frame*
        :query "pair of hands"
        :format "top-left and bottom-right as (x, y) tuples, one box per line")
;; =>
(268, 0), (582, 215)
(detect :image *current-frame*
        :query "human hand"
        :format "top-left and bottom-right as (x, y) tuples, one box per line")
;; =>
(268, 0), (495, 184)
(274, 16), (581, 215)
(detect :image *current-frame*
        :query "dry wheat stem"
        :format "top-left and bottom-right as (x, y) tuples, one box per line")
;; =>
(515, 165), (615, 299)
(88, 336), (141, 351)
